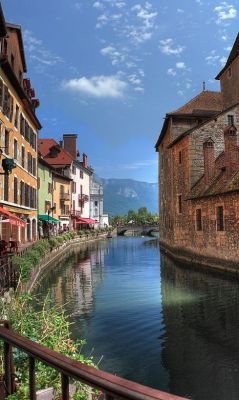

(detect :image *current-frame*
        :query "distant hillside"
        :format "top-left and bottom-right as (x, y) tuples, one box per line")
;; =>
(95, 177), (158, 216)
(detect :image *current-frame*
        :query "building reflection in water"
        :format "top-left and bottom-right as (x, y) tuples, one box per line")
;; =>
(37, 241), (107, 323)
(160, 252), (239, 400)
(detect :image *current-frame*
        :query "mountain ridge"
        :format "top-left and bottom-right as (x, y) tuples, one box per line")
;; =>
(95, 176), (158, 216)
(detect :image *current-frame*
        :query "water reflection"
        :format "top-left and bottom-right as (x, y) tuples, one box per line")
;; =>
(160, 252), (239, 400)
(35, 238), (239, 400)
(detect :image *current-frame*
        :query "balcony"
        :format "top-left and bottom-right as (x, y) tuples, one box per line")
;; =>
(71, 210), (82, 217)
(78, 194), (89, 204)
(60, 193), (71, 201)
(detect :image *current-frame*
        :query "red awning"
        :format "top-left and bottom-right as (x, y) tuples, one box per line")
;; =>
(75, 218), (98, 225)
(0, 207), (26, 228)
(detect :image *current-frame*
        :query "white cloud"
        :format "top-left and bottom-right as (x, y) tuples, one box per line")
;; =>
(100, 45), (126, 65)
(24, 30), (63, 68)
(176, 61), (186, 69)
(177, 8), (184, 13)
(115, 2), (126, 8)
(206, 50), (226, 66)
(93, 1), (104, 9)
(167, 68), (176, 76)
(177, 90), (184, 96)
(159, 38), (184, 56)
(214, 2), (237, 24)
(62, 75), (127, 98)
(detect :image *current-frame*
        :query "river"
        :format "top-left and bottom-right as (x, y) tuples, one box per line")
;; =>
(34, 236), (239, 400)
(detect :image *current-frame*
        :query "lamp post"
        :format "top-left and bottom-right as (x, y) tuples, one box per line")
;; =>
(47, 206), (56, 239)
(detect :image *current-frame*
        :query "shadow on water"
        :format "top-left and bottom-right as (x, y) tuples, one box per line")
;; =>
(34, 238), (239, 400)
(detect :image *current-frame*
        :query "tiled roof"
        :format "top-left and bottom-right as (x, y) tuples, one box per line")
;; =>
(188, 168), (239, 200)
(169, 91), (222, 115)
(155, 91), (222, 149)
(38, 138), (73, 166)
(216, 33), (239, 79)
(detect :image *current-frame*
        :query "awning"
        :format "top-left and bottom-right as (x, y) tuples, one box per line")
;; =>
(38, 214), (60, 224)
(0, 206), (26, 228)
(75, 218), (98, 225)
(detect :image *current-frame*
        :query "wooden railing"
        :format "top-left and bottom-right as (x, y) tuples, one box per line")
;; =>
(0, 321), (188, 400)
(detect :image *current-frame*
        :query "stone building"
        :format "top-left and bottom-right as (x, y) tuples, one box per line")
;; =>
(155, 33), (239, 271)
(0, 5), (41, 243)
(90, 177), (109, 227)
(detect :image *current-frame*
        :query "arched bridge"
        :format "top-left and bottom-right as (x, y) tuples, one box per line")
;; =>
(117, 224), (159, 236)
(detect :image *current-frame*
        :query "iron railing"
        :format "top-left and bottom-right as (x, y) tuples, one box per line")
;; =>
(0, 321), (188, 400)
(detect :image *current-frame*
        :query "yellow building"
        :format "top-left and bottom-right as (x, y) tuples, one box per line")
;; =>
(52, 171), (72, 230)
(0, 7), (41, 243)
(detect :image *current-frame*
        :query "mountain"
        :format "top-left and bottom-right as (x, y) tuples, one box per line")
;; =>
(95, 177), (158, 216)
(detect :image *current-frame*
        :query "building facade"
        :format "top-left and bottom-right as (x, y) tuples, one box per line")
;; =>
(90, 178), (109, 227)
(156, 33), (239, 271)
(0, 7), (41, 243)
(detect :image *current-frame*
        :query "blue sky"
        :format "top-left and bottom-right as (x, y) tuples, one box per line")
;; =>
(2, 1), (239, 182)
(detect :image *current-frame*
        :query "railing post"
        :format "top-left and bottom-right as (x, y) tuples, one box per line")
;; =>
(61, 373), (69, 400)
(29, 356), (36, 400)
(2, 321), (14, 397)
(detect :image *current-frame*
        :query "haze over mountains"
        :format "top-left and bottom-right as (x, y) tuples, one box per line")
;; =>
(96, 177), (158, 216)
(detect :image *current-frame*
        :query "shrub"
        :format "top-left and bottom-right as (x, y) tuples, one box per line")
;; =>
(48, 238), (58, 249)
(0, 293), (98, 400)
(25, 250), (41, 266)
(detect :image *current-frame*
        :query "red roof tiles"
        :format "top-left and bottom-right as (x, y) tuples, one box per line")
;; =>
(38, 138), (73, 166)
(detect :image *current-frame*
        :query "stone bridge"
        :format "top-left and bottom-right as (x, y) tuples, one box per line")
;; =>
(116, 224), (159, 236)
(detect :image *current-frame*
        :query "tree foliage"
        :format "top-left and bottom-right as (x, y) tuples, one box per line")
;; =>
(110, 207), (158, 226)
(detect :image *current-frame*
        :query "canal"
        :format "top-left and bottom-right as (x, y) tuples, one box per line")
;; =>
(34, 236), (239, 400)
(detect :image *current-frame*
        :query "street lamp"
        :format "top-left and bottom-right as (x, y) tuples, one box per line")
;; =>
(47, 206), (56, 239)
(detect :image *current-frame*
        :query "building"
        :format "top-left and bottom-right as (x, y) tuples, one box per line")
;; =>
(90, 178), (109, 227)
(155, 33), (239, 271)
(38, 138), (72, 230)
(0, 5), (41, 243)
(38, 134), (95, 230)
(61, 134), (93, 225)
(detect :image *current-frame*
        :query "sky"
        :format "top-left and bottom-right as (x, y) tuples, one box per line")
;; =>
(2, 1), (239, 183)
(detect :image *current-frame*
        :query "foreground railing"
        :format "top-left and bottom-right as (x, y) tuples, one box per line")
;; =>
(0, 321), (188, 400)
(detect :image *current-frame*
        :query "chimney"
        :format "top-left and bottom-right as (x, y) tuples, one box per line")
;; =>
(224, 125), (238, 179)
(83, 153), (88, 168)
(203, 139), (215, 185)
(63, 134), (77, 160)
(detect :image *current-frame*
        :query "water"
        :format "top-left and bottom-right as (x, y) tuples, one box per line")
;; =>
(34, 237), (239, 400)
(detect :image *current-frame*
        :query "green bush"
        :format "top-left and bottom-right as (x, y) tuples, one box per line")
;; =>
(48, 238), (58, 248)
(25, 250), (41, 266)
(0, 293), (98, 400)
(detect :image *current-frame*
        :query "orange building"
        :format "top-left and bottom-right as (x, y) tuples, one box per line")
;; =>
(0, 6), (41, 243)
(52, 171), (72, 230)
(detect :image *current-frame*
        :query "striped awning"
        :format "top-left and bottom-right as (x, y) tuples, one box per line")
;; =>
(0, 207), (26, 228)
(75, 218), (98, 225)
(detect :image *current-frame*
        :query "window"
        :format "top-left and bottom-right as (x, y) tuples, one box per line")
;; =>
(14, 177), (18, 204)
(178, 194), (182, 214)
(196, 208), (202, 231)
(25, 184), (29, 207)
(21, 146), (25, 168)
(14, 139), (18, 160)
(80, 170), (83, 179)
(4, 129), (9, 155)
(179, 151), (182, 164)
(94, 201), (98, 206)
(32, 158), (36, 176)
(45, 201), (51, 213)
(72, 165), (76, 174)
(228, 67), (232, 78)
(14, 105), (19, 129)
(3, 174), (8, 201)
(20, 114), (25, 136)
(60, 185), (64, 194)
(72, 181), (76, 193)
(20, 181), (25, 205)
(228, 115), (234, 125)
(27, 152), (32, 173)
(48, 183), (52, 194)
(216, 206), (224, 231)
